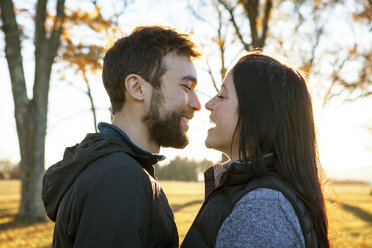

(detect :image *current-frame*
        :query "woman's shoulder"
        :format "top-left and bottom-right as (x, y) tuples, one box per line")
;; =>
(237, 187), (294, 209)
(234, 188), (302, 226)
(216, 187), (305, 248)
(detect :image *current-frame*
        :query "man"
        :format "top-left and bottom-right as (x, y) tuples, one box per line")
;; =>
(42, 26), (201, 248)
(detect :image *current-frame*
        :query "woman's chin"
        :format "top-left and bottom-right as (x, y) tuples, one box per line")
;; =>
(205, 139), (222, 152)
(204, 137), (214, 149)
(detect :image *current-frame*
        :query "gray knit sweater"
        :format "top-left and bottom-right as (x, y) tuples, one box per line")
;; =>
(215, 188), (305, 248)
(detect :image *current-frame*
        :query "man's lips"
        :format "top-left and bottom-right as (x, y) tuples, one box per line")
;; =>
(181, 114), (193, 128)
(182, 113), (194, 120)
(181, 116), (190, 123)
(181, 112), (194, 122)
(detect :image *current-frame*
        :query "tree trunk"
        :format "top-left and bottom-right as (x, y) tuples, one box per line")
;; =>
(219, 0), (273, 50)
(0, 0), (65, 222)
(17, 103), (46, 221)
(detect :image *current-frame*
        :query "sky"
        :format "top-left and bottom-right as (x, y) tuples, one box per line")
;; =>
(1, 0), (371, 182)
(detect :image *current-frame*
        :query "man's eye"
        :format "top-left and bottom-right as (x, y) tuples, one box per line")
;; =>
(183, 85), (191, 91)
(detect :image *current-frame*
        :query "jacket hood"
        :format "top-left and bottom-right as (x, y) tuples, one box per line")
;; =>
(42, 133), (158, 221)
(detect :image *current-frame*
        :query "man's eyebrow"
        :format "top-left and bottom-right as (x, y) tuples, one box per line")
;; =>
(182, 75), (197, 84)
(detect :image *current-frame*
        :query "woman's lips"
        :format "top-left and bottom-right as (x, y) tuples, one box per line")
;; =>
(208, 119), (216, 131)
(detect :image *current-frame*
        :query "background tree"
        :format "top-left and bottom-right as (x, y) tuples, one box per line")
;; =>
(323, 0), (371, 103)
(57, 4), (122, 132)
(197, 158), (215, 175)
(189, 0), (372, 105)
(156, 157), (199, 181)
(155, 157), (214, 181)
(187, 0), (371, 168)
(0, 160), (20, 179)
(218, 0), (273, 50)
(0, 0), (66, 222)
(0, 0), (129, 222)
(188, 0), (242, 162)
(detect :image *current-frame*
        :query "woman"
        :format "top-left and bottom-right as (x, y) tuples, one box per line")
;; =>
(181, 52), (330, 248)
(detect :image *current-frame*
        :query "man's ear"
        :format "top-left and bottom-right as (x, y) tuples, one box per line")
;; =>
(124, 74), (146, 101)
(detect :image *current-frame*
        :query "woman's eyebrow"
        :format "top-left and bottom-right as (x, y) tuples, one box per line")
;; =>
(221, 84), (229, 93)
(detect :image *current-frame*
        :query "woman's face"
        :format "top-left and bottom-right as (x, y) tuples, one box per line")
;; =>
(205, 70), (239, 159)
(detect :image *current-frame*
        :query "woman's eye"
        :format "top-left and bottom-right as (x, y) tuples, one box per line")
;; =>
(217, 95), (225, 99)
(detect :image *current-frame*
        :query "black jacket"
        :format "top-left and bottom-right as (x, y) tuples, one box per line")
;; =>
(181, 156), (317, 248)
(42, 132), (178, 248)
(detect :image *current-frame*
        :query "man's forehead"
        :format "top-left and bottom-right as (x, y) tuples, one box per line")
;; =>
(162, 53), (197, 78)
(163, 51), (190, 62)
(162, 52), (195, 69)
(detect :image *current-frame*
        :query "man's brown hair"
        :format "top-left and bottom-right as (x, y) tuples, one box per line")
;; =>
(102, 26), (200, 114)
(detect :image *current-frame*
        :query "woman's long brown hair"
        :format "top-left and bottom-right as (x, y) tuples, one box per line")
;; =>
(231, 52), (330, 247)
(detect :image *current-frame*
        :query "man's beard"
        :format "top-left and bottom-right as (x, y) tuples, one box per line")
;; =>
(142, 89), (189, 149)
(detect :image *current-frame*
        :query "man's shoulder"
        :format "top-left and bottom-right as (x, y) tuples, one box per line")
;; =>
(94, 151), (143, 171)
(76, 151), (152, 189)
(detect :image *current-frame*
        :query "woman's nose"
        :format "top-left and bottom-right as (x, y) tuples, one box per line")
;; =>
(205, 97), (214, 111)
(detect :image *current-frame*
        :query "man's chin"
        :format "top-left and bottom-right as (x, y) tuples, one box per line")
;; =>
(174, 139), (189, 149)
(160, 135), (189, 149)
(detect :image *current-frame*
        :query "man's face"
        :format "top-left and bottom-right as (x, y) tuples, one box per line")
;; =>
(143, 52), (201, 148)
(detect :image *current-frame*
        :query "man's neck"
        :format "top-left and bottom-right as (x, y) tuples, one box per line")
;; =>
(112, 114), (160, 154)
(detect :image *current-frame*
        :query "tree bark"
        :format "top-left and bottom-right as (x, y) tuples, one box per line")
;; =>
(0, 0), (65, 222)
(241, 0), (259, 47)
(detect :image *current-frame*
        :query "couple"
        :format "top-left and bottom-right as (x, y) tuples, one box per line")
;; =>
(42, 26), (330, 248)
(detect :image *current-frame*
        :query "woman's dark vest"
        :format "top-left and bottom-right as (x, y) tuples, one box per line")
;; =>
(181, 156), (318, 248)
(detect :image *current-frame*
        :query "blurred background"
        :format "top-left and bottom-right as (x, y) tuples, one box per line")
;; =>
(0, 0), (371, 247)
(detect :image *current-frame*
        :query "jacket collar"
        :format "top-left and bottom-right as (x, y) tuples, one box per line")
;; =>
(98, 122), (165, 168)
(204, 153), (276, 198)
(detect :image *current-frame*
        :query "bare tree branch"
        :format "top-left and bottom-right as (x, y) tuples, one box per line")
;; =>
(195, 89), (214, 98)
(66, 81), (87, 94)
(322, 54), (349, 106)
(239, 0), (259, 47)
(35, 0), (47, 60)
(187, 0), (211, 24)
(344, 91), (372, 103)
(205, 55), (220, 92)
(48, 0), (66, 62)
(218, 0), (251, 51)
(258, 0), (273, 48)
(49, 107), (109, 130)
(300, 25), (324, 74)
(322, 80), (338, 107)
(82, 70), (98, 133)
(215, 3), (227, 79)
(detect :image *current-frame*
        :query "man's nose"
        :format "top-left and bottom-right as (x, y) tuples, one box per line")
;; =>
(189, 92), (201, 111)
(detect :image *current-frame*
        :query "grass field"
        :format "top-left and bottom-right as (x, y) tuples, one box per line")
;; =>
(0, 180), (371, 247)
